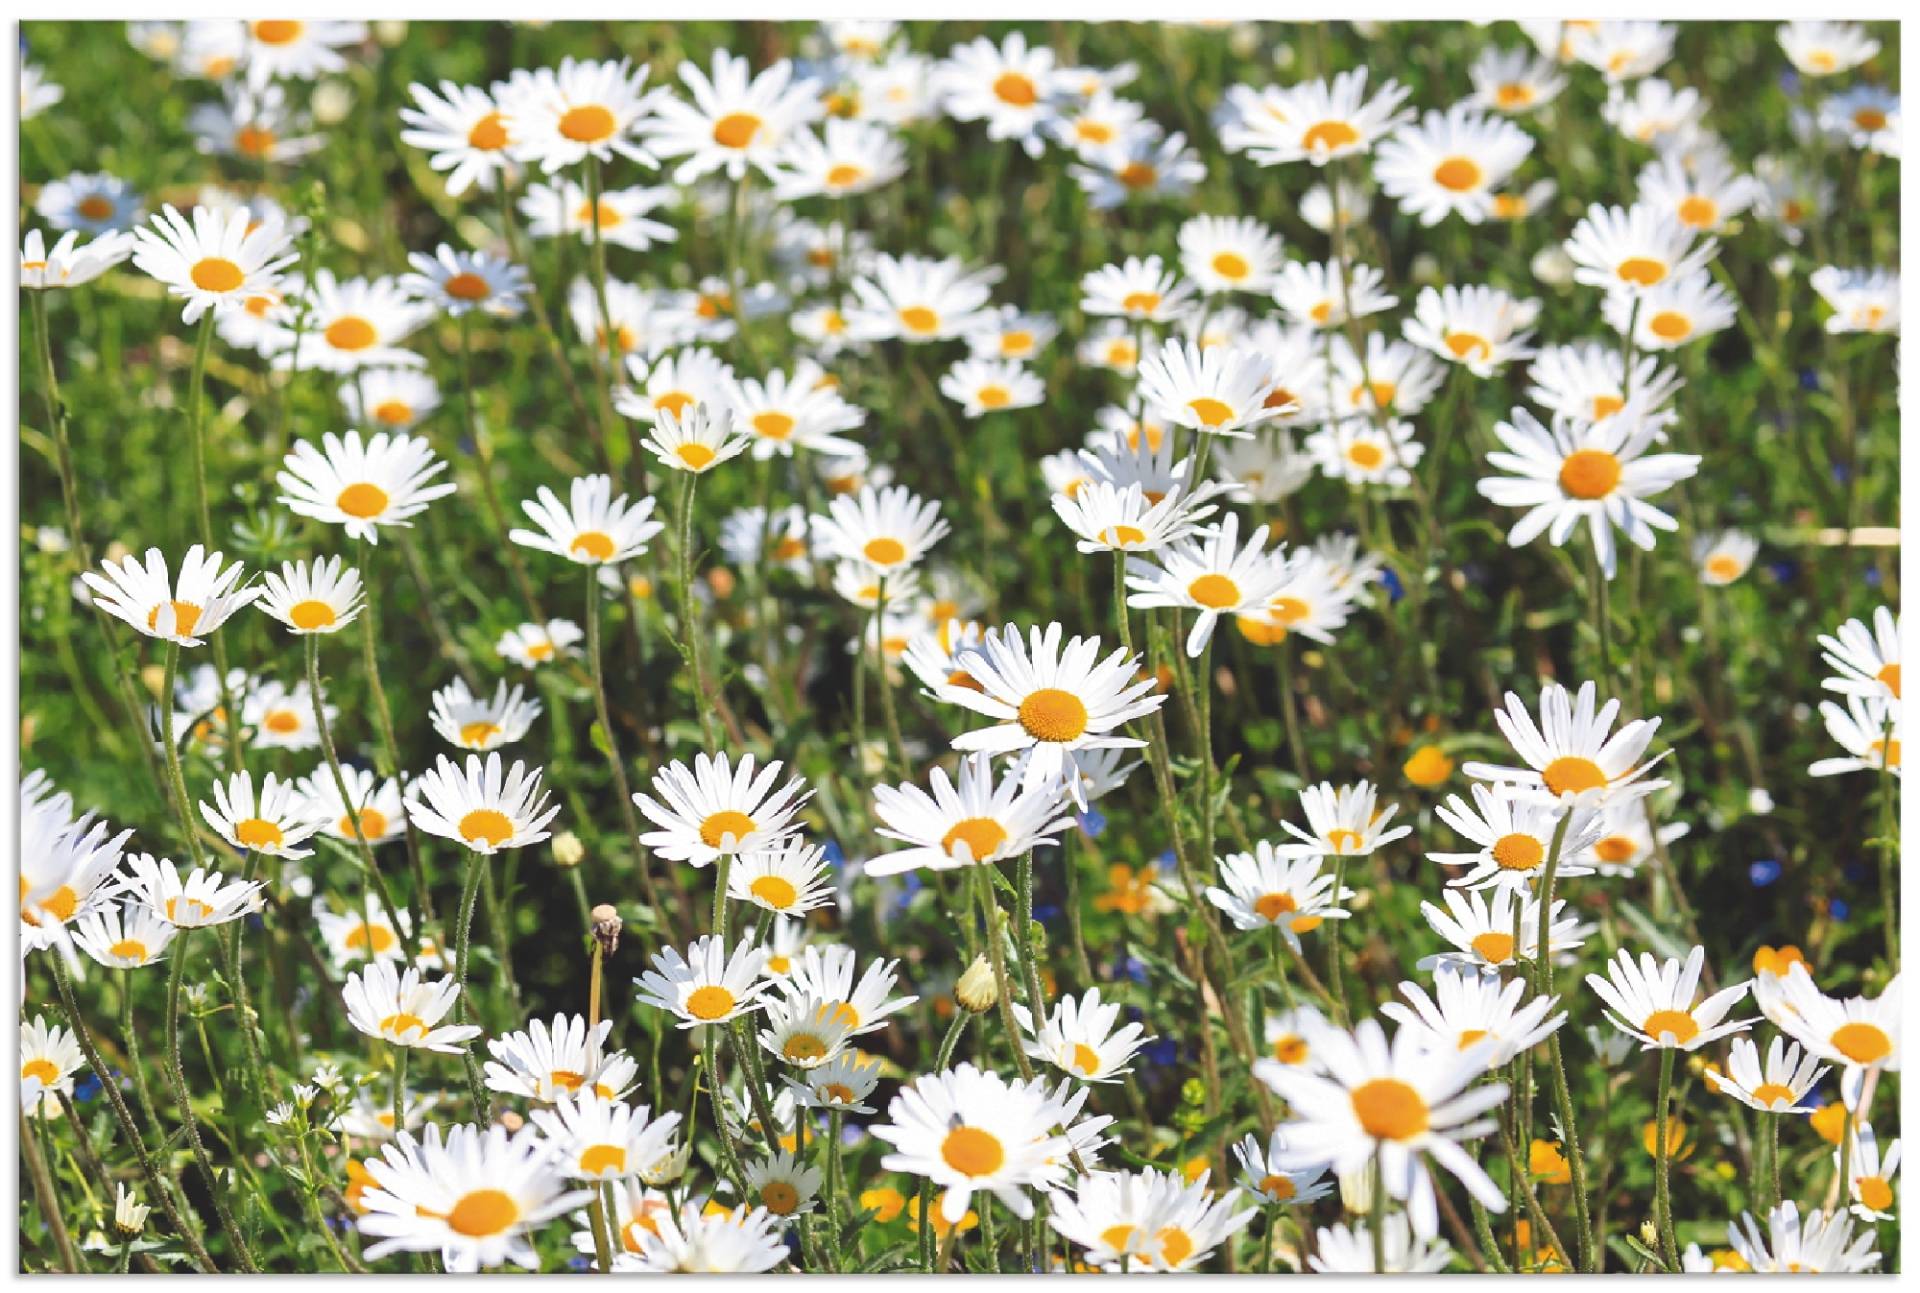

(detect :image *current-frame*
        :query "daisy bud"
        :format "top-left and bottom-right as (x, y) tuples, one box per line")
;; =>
(112, 1183), (151, 1238)
(551, 830), (585, 868)
(141, 663), (167, 697)
(1639, 1219), (1659, 1247)
(954, 955), (998, 1014)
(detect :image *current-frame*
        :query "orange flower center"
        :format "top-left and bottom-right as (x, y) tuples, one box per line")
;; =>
(190, 257), (245, 293)
(559, 104), (617, 143)
(467, 112), (509, 150)
(1302, 119), (1360, 153)
(336, 482), (390, 518)
(458, 808), (513, 847)
(446, 1189), (519, 1237)
(1558, 448), (1622, 499)
(570, 531), (617, 561)
(146, 600), (204, 636)
(234, 817), (285, 849)
(1017, 688), (1089, 742)
(1491, 832), (1544, 871)
(1830, 1022), (1893, 1065)
(1615, 257), (1667, 287)
(1350, 1078), (1430, 1141)
(685, 985), (737, 1021)
(289, 599), (337, 630)
(1541, 755), (1607, 795)
(712, 112), (762, 149)
(942, 816), (1009, 862)
(992, 73), (1037, 106)
(699, 810), (757, 849)
(1432, 156), (1483, 192)
(1641, 1009), (1699, 1044)
(325, 316), (378, 352)
(940, 1126), (1006, 1176)
(443, 272), (492, 302)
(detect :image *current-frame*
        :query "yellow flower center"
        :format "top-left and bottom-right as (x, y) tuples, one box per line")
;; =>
(1302, 119), (1360, 152)
(1187, 572), (1241, 609)
(336, 480), (391, 519)
(289, 599), (337, 630)
(1541, 755), (1608, 796)
(761, 1181), (800, 1215)
(559, 104), (617, 143)
(1704, 554), (1743, 582)
(1118, 162), (1158, 189)
(458, 808), (513, 847)
(578, 1144), (626, 1176)
(190, 257), (245, 293)
(1641, 1009), (1699, 1044)
(1346, 441), (1386, 470)
(1615, 257), (1667, 287)
(712, 112), (762, 149)
(1325, 828), (1362, 853)
(1858, 1176), (1894, 1212)
(1350, 1078), (1430, 1141)
(899, 305), (941, 334)
(379, 1012), (428, 1038)
(252, 20), (304, 44)
(782, 1032), (828, 1062)
(342, 922), (397, 954)
(1675, 195), (1718, 229)
(1647, 312), (1692, 342)
(940, 1126), (1006, 1176)
(699, 810), (757, 849)
(325, 316), (379, 352)
(1458, 1028), (1489, 1051)
(976, 384), (1011, 409)
(750, 875), (799, 909)
(1750, 1082), (1798, 1108)
(1830, 1022), (1893, 1065)
(685, 985), (737, 1021)
(369, 399), (414, 426)
(235, 125), (279, 157)
(942, 816), (1009, 862)
(1495, 83), (1534, 109)
(992, 73), (1037, 106)
(22, 1057), (61, 1085)
(1472, 931), (1516, 963)
(1272, 1034), (1309, 1064)
(145, 601), (203, 636)
(825, 163), (866, 189)
(447, 1188), (520, 1237)
(1258, 1173), (1296, 1200)
(108, 938), (150, 961)
(468, 112), (508, 150)
(1492, 832), (1544, 872)
(1853, 108), (1888, 132)
(1017, 688), (1089, 742)
(1101, 1224), (1138, 1253)
(1067, 1042), (1103, 1075)
(1593, 835), (1637, 864)
(1156, 1226), (1195, 1267)
(1253, 892), (1298, 922)
(751, 411), (796, 441)
(1187, 396), (1236, 427)
(1432, 155), (1483, 192)
(165, 896), (216, 923)
(459, 721), (501, 748)
(672, 442), (715, 471)
(234, 817), (285, 849)
(1120, 291), (1161, 315)
(1211, 251), (1250, 280)
(570, 531), (616, 561)
(1447, 331), (1492, 362)
(264, 709), (301, 734)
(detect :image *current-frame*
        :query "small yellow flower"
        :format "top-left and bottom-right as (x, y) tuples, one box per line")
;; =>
(1752, 944), (1809, 977)
(1810, 1102), (1849, 1145)
(859, 1185), (906, 1223)
(1641, 1117), (1694, 1161)
(1403, 745), (1455, 787)
(1529, 1138), (1571, 1185)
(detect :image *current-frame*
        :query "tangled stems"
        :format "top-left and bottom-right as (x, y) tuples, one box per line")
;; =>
(450, 851), (491, 1113)
(1876, 713), (1898, 966)
(158, 644), (208, 869)
(356, 537), (435, 926)
(458, 311), (545, 621)
(21, 1105), (78, 1271)
(180, 311), (247, 774)
(1528, 808), (1594, 1268)
(1653, 1046), (1681, 1271)
(971, 865), (1037, 1082)
(165, 931), (261, 1271)
(583, 567), (675, 936)
(675, 471), (720, 752)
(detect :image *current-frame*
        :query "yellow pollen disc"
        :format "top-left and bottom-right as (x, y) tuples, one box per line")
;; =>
(1157, 1226), (1195, 1267)
(1558, 447), (1624, 499)
(379, 1012), (428, 1038)
(252, 20), (303, 44)
(1187, 396), (1236, 427)
(1593, 835), (1636, 864)
(1675, 195), (1718, 229)
(108, 938), (149, 961)
(234, 817), (285, 849)
(1259, 1174), (1296, 1200)
(976, 385), (1012, 409)
(575, 1144), (626, 1176)
(1346, 441), (1385, 470)
(1000, 330), (1034, 357)
(1877, 664), (1901, 697)
(1830, 1022), (1892, 1065)
(1350, 1078), (1431, 1140)
(826, 1001), (860, 1030)
(825, 163), (866, 189)
(783, 1032), (829, 1062)
(343, 922), (397, 954)
(751, 411), (796, 440)
(447, 1189), (520, 1237)
(570, 531), (616, 561)
(458, 808), (513, 847)
(235, 125), (278, 156)
(652, 391), (696, 419)
(1068, 1042), (1103, 1075)
(1253, 892), (1298, 922)
(324, 316), (378, 352)
(1853, 109), (1887, 132)
(190, 257), (245, 293)
(559, 104), (617, 143)
(1615, 257), (1667, 287)
(1211, 251), (1250, 280)
(1291, 914), (1324, 935)
(1273, 1034), (1310, 1064)
(1310, 301), (1334, 324)
(1495, 83), (1534, 109)
(468, 111), (508, 150)
(685, 985), (737, 1021)
(22, 1058), (61, 1084)
(1458, 1028), (1489, 1050)
(1238, 616), (1286, 646)
(675, 443), (716, 470)
(942, 816), (1009, 862)
(1302, 119), (1360, 152)
(336, 481), (390, 518)
(699, 810), (757, 849)
(992, 72), (1037, 106)
(1187, 572), (1241, 609)
(1750, 1082), (1797, 1108)
(289, 599), (337, 630)
(765, 535), (808, 563)
(822, 1081), (856, 1103)
(1541, 755), (1608, 796)
(145, 600), (204, 636)
(1586, 394), (1626, 421)
(899, 305), (941, 334)
(1018, 688), (1090, 742)
(1642, 1009), (1699, 1044)
(1447, 331), (1492, 362)
(367, 398), (412, 426)
(1858, 1177), (1893, 1211)
(711, 112), (762, 149)
(1491, 832), (1544, 871)
(1471, 931), (1516, 963)
(1118, 162), (1159, 189)
(1076, 120), (1115, 144)
(78, 194), (114, 220)
(443, 272), (491, 302)
(1103, 524), (1148, 547)
(1120, 291), (1162, 314)
(1648, 312), (1692, 341)
(1432, 155), (1483, 192)
(750, 875), (799, 909)
(459, 721), (501, 748)
(263, 709), (301, 734)
(761, 1182), (800, 1215)
(940, 1126), (1006, 1176)
(548, 1068), (587, 1091)
(1101, 1224), (1138, 1253)
(166, 896), (215, 923)
(1325, 828), (1362, 853)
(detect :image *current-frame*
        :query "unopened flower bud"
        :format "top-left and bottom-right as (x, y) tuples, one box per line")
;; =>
(112, 1183), (151, 1237)
(551, 831), (584, 868)
(955, 955), (998, 1014)
(1639, 1218), (1659, 1247)
(591, 904), (622, 957)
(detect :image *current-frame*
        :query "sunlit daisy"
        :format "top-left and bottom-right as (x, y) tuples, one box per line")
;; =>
(20, 1017), (85, 1116)
(122, 854), (265, 929)
(200, 769), (325, 859)
(430, 678), (540, 753)
(1080, 255), (1196, 323)
(779, 945), (918, 1037)
(873, 1063), (1078, 1225)
(642, 405), (752, 475)
(496, 619), (585, 669)
(240, 678), (329, 751)
(1310, 1215), (1454, 1273)
(627, 1200), (789, 1273)
(1418, 886), (1587, 972)
(1809, 694), (1901, 778)
(20, 228), (134, 290)
(868, 753), (1073, 875)
(1769, 964), (1902, 1075)
(1525, 339), (1684, 427)
(1126, 512), (1290, 656)
(35, 172), (143, 234)
(1307, 418), (1425, 490)
(1218, 69), (1412, 167)
(1465, 681), (1669, 806)
(82, 544), (261, 646)
(400, 79), (518, 195)
(1779, 20), (1881, 77)
(1726, 1201), (1880, 1274)
(485, 1014), (637, 1103)
(1404, 284), (1540, 377)
(1602, 271), (1735, 351)
(1705, 1035), (1828, 1114)
(727, 360), (865, 459)
(277, 429), (456, 543)
(256, 556), (364, 635)
(1563, 202), (1717, 298)
(1374, 103), (1533, 225)
(1586, 945), (1754, 1051)
(635, 935), (772, 1029)
(314, 903), (411, 967)
(936, 32), (1059, 158)
(1838, 1124), (1901, 1222)
(532, 1092), (682, 1185)
(406, 752), (560, 855)
(1569, 21), (1676, 83)
(1014, 987), (1152, 1084)
(845, 253), (999, 342)
(1809, 267), (1900, 336)
(635, 752), (810, 867)
(506, 56), (661, 173)
(1383, 965), (1566, 1065)
(784, 1048), (884, 1114)
(1468, 46), (1566, 114)
(1273, 258), (1396, 330)
(71, 902), (176, 970)
(940, 357), (1044, 419)
(1818, 605), (1901, 702)
(1430, 781), (1602, 893)
(1204, 842), (1351, 947)
(1232, 1131), (1335, 1207)
(772, 118), (906, 198)
(727, 841), (834, 918)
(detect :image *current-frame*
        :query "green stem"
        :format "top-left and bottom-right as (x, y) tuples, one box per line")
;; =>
(157, 644), (206, 869)
(21, 1106), (79, 1271)
(165, 932), (260, 1271)
(973, 866), (1037, 1082)
(585, 568), (675, 934)
(451, 852), (490, 1113)
(676, 471), (719, 751)
(1654, 1046), (1679, 1271)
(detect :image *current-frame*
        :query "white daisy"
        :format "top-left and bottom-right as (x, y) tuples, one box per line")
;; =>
(430, 678), (540, 752)
(1080, 254), (1196, 323)
(936, 32), (1059, 158)
(505, 57), (661, 173)
(1429, 781), (1603, 893)
(872, 1062), (1079, 1225)
(122, 854), (265, 929)
(1373, 103), (1534, 225)
(727, 841), (834, 918)
(1404, 284), (1541, 377)
(1586, 945), (1754, 1051)
(399, 80), (518, 196)
(1809, 694), (1901, 779)
(405, 752), (560, 855)
(844, 253), (998, 343)
(634, 752), (811, 868)
(641, 405), (752, 475)
(1382, 965), (1566, 1065)
(255, 555), (364, 634)
(343, 961), (481, 1054)
(868, 754), (1073, 876)
(1218, 69), (1412, 167)
(496, 619), (585, 668)
(1125, 512), (1290, 656)
(485, 1014), (637, 1104)
(644, 50), (823, 185)
(1016, 987), (1152, 1084)
(200, 769), (325, 859)
(939, 357), (1044, 419)
(1463, 681), (1670, 806)
(1136, 338), (1285, 438)
(277, 430), (456, 543)
(1704, 1035), (1828, 1114)
(634, 935), (772, 1029)
(19, 228), (134, 290)
(82, 544), (261, 647)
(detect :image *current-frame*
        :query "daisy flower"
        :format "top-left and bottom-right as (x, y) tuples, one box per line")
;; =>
(1569, 21), (1677, 82)
(772, 118), (906, 198)
(336, 369), (441, 431)
(844, 253), (998, 342)
(130, 202), (297, 323)
(343, 961), (481, 1053)
(756, 993), (855, 1069)
(315, 904), (410, 966)
(276, 429), (456, 543)
(1586, 945), (1754, 1051)
(727, 360), (865, 459)
(1636, 152), (1760, 235)
(784, 1049), (884, 1114)
(400, 80), (518, 196)
(1418, 887), (1587, 973)
(1818, 605), (1901, 701)
(403, 245), (527, 319)
(19, 774), (132, 942)
(357, 1122), (593, 1272)
(1235, 549), (1360, 648)
(1047, 87), (1149, 161)
(1052, 481), (1215, 556)
(727, 841), (834, 918)
(1526, 338), (1684, 426)
(936, 32), (1059, 157)
(1726, 1201), (1880, 1274)
(618, 347), (736, 423)
(1809, 694), (1901, 778)
(872, 1063), (1078, 1226)
(942, 622), (1163, 808)
(1373, 104), (1533, 225)
(510, 474), (664, 567)
(627, 1200), (789, 1273)
(1273, 259), (1396, 330)
(1469, 46), (1566, 114)
(1232, 1131), (1335, 1207)
(200, 769), (325, 859)
(1478, 407), (1701, 578)
(1563, 202), (1717, 298)
(778, 944), (917, 1036)
(1382, 965), (1567, 1065)
(1769, 964), (1902, 1074)
(742, 1149), (824, 1218)
(1809, 267), (1901, 335)
(831, 561), (920, 612)
(1218, 68), (1412, 167)
(1602, 271), (1735, 351)
(939, 358), (1045, 419)
(1404, 284), (1540, 377)
(965, 306), (1058, 364)
(1126, 513), (1290, 656)
(532, 1093), (683, 1184)
(1015, 987), (1153, 1083)
(20, 1018), (85, 1116)
(1464, 681), (1669, 806)
(188, 82), (324, 163)
(812, 483), (949, 576)
(239, 19), (364, 85)
(20, 228), (134, 290)
(1704, 1036), (1828, 1114)
(496, 619), (585, 668)
(1278, 779), (1411, 859)
(1070, 128), (1207, 208)
(1429, 781), (1603, 893)
(20, 63), (63, 119)
(1779, 21), (1881, 77)
(506, 57), (661, 173)
(1328, 333), (1445, 420)
(72, 903), (177, 970)
(1043, 1168), (1163, 1269)
(485, 1014), (637, 1104)
(1080, 255), (1196, 323)
(1236, 321), (1330, 428)
(900, 617), (988, 696)
(634, 751), (811, 867)
(634, 935), (772, 1029)
(255, 555), (364, 634)
(242, 678), (331, 751)
(269, 272), (430, 373)
(430, 679), (540, 752)
(644, 50), (822, 184)
(1078, 320), (1143, 374)
(1310, 1215), (1454, 1273)
(1205, 843), (1352, 943)
(1839, 1124), (1901, 1222)
(1177, 215), (1284, 296)
(35, 172), (143, 234)
(1601, 78), (1706, 147)
(1211, 429), (1317, 503)
(720, 506), (815, 573)
(122, 854), (264, 929)
(82, 544), (261, 646)
(1137, 338), (1285, 438)
(1255, 1017), (1508, 1239)
(868, 753), (1073, 876)
(1819, 88), (1901, 157)
(406, 752), (560, 855)
(520, 179), (676, 250)
(1687, 530), (1758, 587)
(573, 278), (679, 360)
(641, 406), (752, 475)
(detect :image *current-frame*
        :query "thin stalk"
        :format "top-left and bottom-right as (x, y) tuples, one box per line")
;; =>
(585, 567), (674, 934)
(451, 852), (490, 1112)
(457, 311), (545, 619)
(973, 866), (1037, 1082)
(675, 471), (719, 750)
(165, 931), (261, 1271)
(22, 1107), (79, 1271)
(1654, 1046), (1680, 1271)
